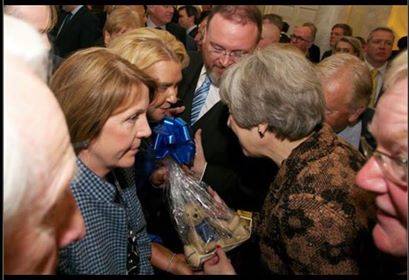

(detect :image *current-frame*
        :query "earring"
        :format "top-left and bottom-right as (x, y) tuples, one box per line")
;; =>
(258, 130), (264, 138)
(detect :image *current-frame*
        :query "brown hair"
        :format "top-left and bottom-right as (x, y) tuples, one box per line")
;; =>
(50, 47), (156, 154)
(207, 5), (262, 42)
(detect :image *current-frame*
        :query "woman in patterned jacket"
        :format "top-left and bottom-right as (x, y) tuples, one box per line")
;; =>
(50, 48), (191, 275)
(205, 44), (379, 275)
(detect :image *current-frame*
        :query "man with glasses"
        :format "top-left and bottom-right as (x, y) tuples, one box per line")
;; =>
(356, 50), (407, 261)
(289, 25), (314, 57)
(178, 5), (277, 214)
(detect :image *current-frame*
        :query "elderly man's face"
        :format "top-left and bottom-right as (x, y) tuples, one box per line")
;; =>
(202, 13), (259, 86)
(149, 5), (174, 26)
(356, 78), (408, 257)
(322, 77), (358, 133)
(290, 26), (312, 54)
(4, 66), (86, 274)
(258, 22), (281, 49)
(366, 30), (394, 66)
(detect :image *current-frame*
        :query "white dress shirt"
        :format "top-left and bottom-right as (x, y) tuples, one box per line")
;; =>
(195, 66), (220, 121)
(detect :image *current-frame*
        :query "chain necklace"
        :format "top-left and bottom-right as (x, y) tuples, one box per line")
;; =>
(112, 172), (140, 275)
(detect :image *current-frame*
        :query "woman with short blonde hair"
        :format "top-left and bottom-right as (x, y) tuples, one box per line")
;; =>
(109, 27), (189, 122)
(103, 6), (143, 46)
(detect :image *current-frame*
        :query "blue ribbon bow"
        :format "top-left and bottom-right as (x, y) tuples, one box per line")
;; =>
(152, 117), (195, 165)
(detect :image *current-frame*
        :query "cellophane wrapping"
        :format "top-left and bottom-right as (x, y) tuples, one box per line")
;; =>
(165, 158), (251, 269)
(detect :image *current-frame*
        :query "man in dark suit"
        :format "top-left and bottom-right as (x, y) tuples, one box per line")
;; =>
(321, 23), (353, 61)
(178, 6), (199, 51)
(51, 5), (101, 58)
(146, 5), (186, 47)
(178, 5), (277, 212)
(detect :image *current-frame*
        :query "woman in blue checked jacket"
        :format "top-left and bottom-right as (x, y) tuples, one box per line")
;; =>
(50, 48), (192, 275)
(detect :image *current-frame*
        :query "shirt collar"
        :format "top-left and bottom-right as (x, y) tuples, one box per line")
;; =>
(147, 17), (166, 30)
(70, 5), (83, 16)
(74, 158), (118, 202)
(365, 58), (388, 74)
(186, 25), (196, 34)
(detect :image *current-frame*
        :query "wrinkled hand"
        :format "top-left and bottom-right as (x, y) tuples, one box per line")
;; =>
(189, 129), (207, 179)
(169, 253), (193, 275)
(203, 247), (236, 275)
(167, 105), (185, 117)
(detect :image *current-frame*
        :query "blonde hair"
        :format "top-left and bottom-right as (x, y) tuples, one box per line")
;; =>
(103, 6), (143, 35)
(334, 36), (364, 60)
(108, 27), (189, 69)
(50, 47), (156, 154)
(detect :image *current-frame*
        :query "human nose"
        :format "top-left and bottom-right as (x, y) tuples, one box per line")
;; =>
(166, 87), (178, 104)
(219, 52), (234, 67)
(355, 156), (388, 194)
(137, 115), (152, 139)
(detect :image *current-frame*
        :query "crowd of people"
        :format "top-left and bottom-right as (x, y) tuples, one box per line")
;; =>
(4, 5), (408, 276)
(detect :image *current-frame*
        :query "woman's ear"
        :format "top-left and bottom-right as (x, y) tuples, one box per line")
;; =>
(257, 123), (268, 138)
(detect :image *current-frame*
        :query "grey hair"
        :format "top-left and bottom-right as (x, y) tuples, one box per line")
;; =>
(220, 44), (325, 141)
(4, 15), (50, 82)
(384, 50), (408, 91)
(316, 53), (372, 108)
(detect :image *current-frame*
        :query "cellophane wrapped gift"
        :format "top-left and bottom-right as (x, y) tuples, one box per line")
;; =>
(165, 159), (252, 269)
(152, 117), (251, 269)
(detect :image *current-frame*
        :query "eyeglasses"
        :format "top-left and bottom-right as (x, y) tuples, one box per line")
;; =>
(290, 34), (311, 43)
(208, 42), (248, 61)
(373, 150), (408, 186)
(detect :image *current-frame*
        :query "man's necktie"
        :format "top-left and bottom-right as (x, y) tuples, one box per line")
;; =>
(191, 75), (211, 124)
(369, 68), (379, 107)
(56, 12), (73, 37)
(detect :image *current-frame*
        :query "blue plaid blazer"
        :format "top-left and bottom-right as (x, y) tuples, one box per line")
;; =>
(58, 159), (154, 275)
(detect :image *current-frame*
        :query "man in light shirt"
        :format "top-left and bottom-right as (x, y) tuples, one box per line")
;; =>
(364, 27), (395, 108)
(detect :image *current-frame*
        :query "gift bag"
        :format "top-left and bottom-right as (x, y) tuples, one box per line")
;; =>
(152, 117), (251, 269)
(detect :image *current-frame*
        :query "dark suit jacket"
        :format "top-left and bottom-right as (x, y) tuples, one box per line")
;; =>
(166, 22), (186, 47)
(321, 49), (332, 61)
(307, 44), (321, 63)
(53, 6), (101, 58)
(178, 51), (278, 212)
(188, 26), (198, 38)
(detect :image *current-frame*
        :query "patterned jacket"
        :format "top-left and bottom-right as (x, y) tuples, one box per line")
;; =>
(58, 159), (154, 275)
(256, 124), (377, 274)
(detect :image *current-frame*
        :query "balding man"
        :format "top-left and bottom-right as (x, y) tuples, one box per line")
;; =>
(317, 53), (372, 149)
(290, 25), (314, 57)
(4, 15), (85, 274)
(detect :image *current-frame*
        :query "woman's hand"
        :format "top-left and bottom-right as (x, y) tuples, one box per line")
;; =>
(203, 247), (236, 275)
(168, 253), (193, 275)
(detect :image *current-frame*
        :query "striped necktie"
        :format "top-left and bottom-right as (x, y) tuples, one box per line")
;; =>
(369, 68), (379, 107)
(191, 75), (211, 124)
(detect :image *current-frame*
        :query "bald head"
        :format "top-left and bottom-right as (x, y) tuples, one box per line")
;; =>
(5, 5), (52, 33)
(4, 15), (50, 81)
